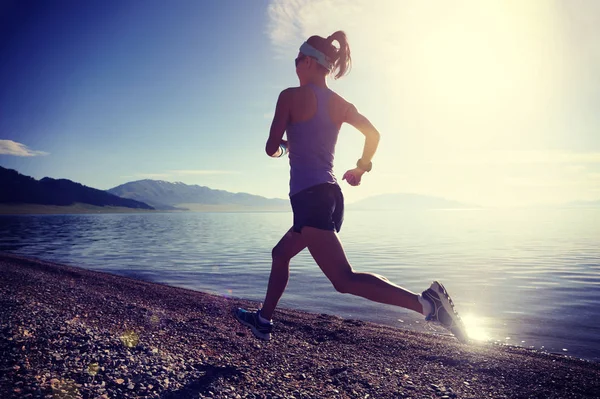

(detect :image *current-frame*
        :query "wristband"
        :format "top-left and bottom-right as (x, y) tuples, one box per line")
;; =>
(356, 158), (372, 172)
(278, 143), (287, 157)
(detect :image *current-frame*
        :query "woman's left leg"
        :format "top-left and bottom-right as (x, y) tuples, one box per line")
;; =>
(299, 226), (469, 343)
(260, 227), (307, 320)
(300, 226), (424, 314)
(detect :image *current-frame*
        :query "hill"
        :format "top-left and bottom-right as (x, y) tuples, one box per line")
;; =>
(0, 166), (153, 210)
(107, 180), (290, 211)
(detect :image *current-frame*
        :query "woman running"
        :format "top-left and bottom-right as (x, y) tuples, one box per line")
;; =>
(235, 31), (468, 343)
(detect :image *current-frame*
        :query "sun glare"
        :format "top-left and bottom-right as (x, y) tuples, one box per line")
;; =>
(341, 0), (574, 207)
(461, 313), (491, 342)
(378, 0), (566, 145)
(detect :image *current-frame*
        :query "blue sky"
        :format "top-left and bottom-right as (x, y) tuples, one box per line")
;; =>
(1, 0), (599, 206)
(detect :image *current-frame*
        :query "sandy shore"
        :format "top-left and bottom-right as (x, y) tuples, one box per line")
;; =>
(1, 253), (598, 399)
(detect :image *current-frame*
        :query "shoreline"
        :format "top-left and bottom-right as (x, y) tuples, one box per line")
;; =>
(1, 252), (599, 398)
(0, 203), (292, 215)
(4, 204), (599, 216)
(0, 204), (157, 215)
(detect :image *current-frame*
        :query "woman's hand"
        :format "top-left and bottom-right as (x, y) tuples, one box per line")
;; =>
(342, 168), (365, 186)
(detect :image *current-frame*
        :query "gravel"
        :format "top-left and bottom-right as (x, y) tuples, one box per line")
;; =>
(1, 252), (599, 399)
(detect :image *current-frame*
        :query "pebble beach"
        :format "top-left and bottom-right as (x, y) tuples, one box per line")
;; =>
(1, 252), (599, 399)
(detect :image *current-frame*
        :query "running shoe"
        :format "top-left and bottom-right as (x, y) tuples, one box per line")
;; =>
(234, 308), (273, 341)
(422, 281), (469, 343)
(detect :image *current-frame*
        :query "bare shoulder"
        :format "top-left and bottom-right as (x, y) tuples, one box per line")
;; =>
(278, 87), (297, 100)
(283, 86), (299, 93)
(275, 88), (300, 111)
(282, 86), (312, 102)
(329, 91), (355, 124)
(329, 90), (349, 104)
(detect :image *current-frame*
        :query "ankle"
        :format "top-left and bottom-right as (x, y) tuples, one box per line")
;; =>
(418, 294), (433, 317)
(258, 309), (272, 324)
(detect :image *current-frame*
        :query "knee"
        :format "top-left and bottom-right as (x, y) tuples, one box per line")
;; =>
(271, 244), (289, 263)
(331, 270), (355, 294)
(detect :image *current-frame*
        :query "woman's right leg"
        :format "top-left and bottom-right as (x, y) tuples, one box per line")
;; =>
(260, 228), (306, 320)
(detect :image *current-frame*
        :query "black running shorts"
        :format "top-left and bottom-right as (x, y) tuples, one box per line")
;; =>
(290, 182), (344, 233)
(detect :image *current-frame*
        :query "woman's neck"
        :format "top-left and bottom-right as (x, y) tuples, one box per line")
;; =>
(300, 75), (327, 88)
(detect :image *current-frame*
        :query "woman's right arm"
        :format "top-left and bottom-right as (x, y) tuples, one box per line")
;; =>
(344, 103), (381, 172)
(265, 89), (292, 157)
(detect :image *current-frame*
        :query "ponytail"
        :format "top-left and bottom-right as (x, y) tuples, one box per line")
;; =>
(326, 31), (352, 79)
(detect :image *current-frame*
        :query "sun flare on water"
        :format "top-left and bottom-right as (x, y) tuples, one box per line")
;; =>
(461, 313), (491, 342)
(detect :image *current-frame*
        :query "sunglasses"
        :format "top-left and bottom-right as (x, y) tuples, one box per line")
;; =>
(295, 54), (306, 67)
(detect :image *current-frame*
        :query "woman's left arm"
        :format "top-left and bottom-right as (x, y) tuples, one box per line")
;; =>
(265, 89), (291, 157)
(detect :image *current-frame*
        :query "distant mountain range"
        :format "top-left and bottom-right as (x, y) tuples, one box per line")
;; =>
(0, 167), (489, 213)
(107, 181), (481, 211)
(106, 181), (484, 211)
(4, 165), (598, 213)
(0, 167), (289, 212)
(107, 180), (290, 211)
(0, 166), (153, 210)
(349, 193), (478, 210)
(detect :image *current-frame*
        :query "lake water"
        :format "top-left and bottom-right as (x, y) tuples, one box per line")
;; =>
(1, 209), (599, 362)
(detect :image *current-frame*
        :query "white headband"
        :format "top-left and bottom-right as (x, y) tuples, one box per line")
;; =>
(299, 42), (333, 71)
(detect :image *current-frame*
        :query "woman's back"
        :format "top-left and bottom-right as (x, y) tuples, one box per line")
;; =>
(286, 84), (348, 196)
(287, 84), (347, 127)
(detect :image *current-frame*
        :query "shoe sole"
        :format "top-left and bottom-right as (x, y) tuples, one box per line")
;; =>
(233, 309), (271, 341)
(430, 281), (469, 344)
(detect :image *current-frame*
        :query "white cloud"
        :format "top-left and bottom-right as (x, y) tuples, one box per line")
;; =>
(267, 0), (363, 58)
(266, 0), (306, 56)
(0, 140), (49, 156)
